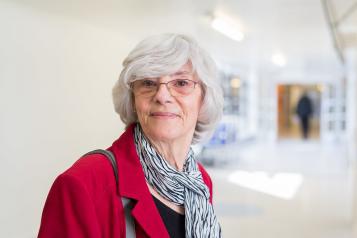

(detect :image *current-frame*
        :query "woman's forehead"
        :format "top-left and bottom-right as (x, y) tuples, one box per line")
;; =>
(130, 61), (197, 81)
(170, 62), (194, 76)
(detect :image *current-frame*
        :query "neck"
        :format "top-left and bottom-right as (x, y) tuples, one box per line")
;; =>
(146, 135), (192, 172)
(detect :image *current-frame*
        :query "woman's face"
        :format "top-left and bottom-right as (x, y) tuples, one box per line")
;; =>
(133, 62), (203, 143)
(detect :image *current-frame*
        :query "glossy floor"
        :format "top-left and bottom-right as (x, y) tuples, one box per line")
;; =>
(206, 139), (357, 238)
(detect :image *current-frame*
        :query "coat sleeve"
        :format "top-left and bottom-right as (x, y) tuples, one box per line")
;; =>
(38, 173), (101, 238)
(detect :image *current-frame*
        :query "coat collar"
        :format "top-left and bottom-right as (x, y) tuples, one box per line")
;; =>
(109, 124), (170, 238)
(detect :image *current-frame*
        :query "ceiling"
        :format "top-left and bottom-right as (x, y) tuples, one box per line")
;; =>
(325, 0), (357, 54)
(10, 0), (357, 79)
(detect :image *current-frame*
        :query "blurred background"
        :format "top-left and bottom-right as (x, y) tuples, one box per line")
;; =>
(1, 0), (357, 237)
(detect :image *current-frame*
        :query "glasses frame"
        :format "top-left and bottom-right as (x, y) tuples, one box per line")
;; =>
(130, 78), (200, 97)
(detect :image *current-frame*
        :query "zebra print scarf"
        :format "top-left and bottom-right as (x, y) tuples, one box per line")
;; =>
(134, 124), (222, 238)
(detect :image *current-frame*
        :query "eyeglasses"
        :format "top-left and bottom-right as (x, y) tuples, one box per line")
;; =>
(131, 78), (200, 97)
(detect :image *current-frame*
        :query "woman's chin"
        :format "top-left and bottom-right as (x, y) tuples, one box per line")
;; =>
(148, 129), (182, 142)
(141, 119), (195, 143)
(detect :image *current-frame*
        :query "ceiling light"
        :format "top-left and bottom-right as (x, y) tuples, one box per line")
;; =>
(271, 53), (287, 67)
(211, 17), (244, 42)
(230, 78), (241, 88)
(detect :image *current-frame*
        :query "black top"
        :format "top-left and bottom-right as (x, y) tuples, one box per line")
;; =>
(152, 195), (186, 238)
(296, 95), (313, 117)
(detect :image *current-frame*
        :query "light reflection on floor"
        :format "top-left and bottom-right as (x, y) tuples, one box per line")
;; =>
(228, 170), (303, 200)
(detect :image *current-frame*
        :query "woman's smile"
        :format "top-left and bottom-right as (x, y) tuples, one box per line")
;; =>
(150, 111), (180, 119)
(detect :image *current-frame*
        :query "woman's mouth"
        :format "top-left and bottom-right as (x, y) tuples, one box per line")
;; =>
(150, 112), (178, 118)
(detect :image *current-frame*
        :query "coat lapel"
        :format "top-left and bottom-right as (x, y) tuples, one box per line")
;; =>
(109, 124), (170, 238)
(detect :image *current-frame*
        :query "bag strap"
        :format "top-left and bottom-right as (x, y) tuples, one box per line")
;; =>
(82, 149), (136, 238)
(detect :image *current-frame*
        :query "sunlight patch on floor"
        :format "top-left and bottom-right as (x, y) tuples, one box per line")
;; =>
(228, 170), (304, 200)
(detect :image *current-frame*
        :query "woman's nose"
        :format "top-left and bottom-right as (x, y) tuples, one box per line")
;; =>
(153, 76), (173, 103)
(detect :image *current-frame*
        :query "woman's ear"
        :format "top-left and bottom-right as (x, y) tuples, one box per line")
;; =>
(131, 93), (136, 112)
(197, 99), (205, 122)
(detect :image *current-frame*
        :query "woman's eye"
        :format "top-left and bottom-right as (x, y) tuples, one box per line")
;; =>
(142, 80), (156, 87)
(174, 79), (189, 87)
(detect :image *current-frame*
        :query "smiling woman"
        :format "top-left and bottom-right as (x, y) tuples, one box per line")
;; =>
(38, 33), (223, 238)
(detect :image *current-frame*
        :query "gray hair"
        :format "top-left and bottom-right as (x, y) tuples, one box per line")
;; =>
(112, 33), (223, 144)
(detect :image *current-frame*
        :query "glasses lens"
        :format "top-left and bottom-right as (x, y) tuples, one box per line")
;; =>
(132, 79), (157, 96)
(168, 79), (195, 95)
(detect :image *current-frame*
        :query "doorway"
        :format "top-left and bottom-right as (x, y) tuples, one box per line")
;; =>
(277, 84), (321, 140)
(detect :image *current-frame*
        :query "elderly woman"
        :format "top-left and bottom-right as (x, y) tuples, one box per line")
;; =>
(38, 34), (223, 238)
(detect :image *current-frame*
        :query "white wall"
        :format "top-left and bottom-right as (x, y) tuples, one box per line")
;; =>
(0, 0), (214, 236)
(0, 0), (210, 236)
(0, 2), (131, 237)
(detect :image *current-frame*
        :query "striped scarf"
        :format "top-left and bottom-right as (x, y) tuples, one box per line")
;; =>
(134, 124), (222, 238)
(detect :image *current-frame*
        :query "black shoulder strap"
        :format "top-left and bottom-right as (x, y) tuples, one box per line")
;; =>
(82, 149), (136, 238)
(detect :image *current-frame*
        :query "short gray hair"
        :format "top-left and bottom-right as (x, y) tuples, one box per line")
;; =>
(112, 33), (223, 144)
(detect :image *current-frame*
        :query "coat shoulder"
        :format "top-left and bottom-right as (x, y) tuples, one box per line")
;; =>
(60, 153), (117, 195)
(38, 153), (123, 238)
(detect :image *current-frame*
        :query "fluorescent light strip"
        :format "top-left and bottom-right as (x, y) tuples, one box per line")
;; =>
(211, 17), (244, 42)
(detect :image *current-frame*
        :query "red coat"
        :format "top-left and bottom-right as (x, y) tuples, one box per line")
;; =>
(38, 124), (213, 238)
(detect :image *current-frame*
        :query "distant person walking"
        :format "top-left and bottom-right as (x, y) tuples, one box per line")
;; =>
(296, 92), (313, 139)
